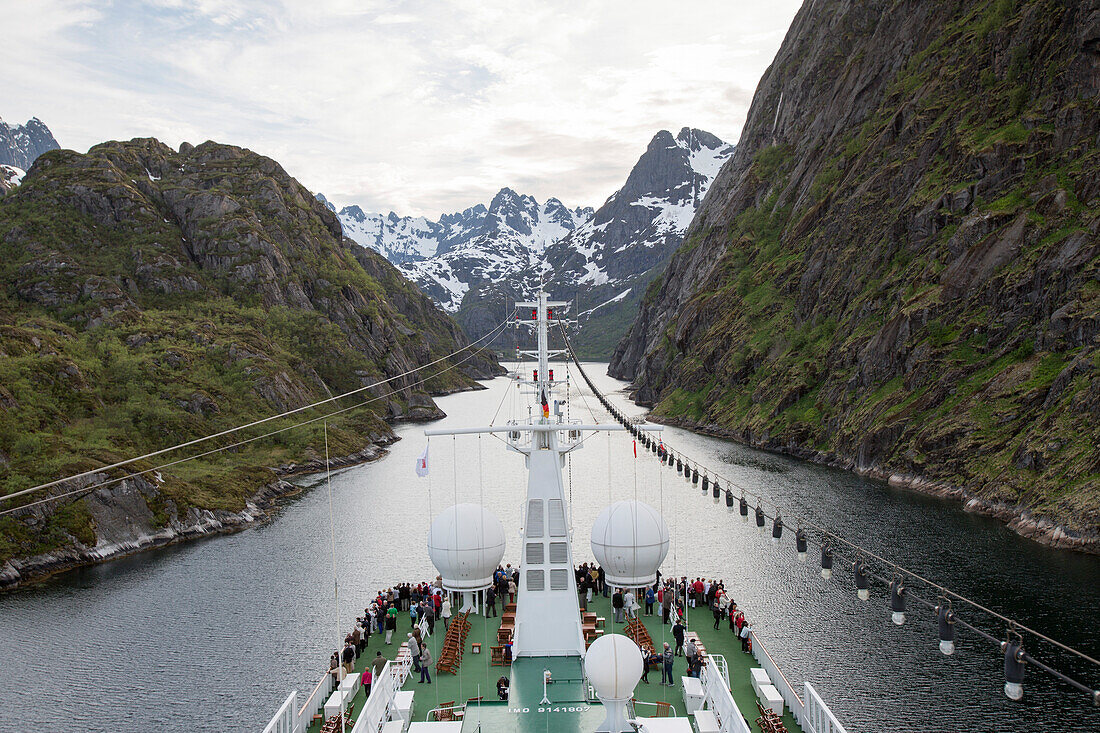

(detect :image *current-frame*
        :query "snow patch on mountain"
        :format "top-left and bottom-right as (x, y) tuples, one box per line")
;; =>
(322, 187), (592, 311)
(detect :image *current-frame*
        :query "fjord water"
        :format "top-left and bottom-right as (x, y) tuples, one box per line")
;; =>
(2, 365), (1098, 732)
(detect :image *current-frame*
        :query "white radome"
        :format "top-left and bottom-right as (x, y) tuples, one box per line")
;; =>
(427, 503), (506, 591)
(584, 633), (643, 733)
(590, 500), (670, 587)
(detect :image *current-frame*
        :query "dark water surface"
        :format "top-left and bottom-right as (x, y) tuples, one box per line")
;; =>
(2, 364), (1097, 732)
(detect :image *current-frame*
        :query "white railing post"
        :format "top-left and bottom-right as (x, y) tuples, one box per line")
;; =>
(261, 690), (297, 733)
(803, 681), (846, 733)
(700, 657), (752, 733)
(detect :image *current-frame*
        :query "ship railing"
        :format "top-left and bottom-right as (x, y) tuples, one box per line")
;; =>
(749, 629), (805, 725)
(700, 657), (752, 733)
(261, 690), (297, 733)
(424, 702), (466, 720)
(350, 654), (413, 733)
(296, 671), (337, 732)
(803, 681), (847, 733)
(629, 699), (682, 717)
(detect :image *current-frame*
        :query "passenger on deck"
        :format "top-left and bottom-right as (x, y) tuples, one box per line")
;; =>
(418, 645), (433, 684)
(372, 651), (386, 680)
(497, 675), (509, 700)
(672, 619), (686, 656)
(508, 576), (517, 604)
(385, 606), (397, 644)
(624, 589), (637, 619)
(441, 596), (452, 630)
(342, 638), (356, 674)
(684, 638), (699, 678)
(408, 633), (421, 672)
(612, 588), (624, 623)
(486, 585), (498, 617)
(361, 668), (372, 698)
(598, 565), (607, 597)
(661, 642), (674, 686)
(644, 587), (655, 616)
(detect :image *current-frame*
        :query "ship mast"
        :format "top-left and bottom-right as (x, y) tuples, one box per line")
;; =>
(424, 289), (662, 657)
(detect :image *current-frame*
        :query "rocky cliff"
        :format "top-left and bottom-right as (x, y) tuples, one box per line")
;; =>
(611, 0), (1100, 548)
(0, 138), (499, 586)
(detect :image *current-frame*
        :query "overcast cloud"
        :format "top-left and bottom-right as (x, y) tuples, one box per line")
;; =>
(3, 0), (802, 217)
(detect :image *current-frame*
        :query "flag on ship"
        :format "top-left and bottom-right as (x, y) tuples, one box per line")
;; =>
(540, 388), (550, 418)
(415, 444), (429, 477)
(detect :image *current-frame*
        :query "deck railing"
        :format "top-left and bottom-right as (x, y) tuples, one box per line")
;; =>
(261, 690), (297, 733)
(803, 681), (847, 733)
(701, 657), (752, 733)
(749, 630), (805, 725)
(350, 650), (413, 733)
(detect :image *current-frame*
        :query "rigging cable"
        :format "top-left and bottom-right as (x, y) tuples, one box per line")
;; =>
(556, 322), (1100, 703)
(1, 314), (516, 516)
(1, 311), (517, 505)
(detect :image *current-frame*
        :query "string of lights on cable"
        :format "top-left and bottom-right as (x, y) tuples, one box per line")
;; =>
(556, 321), (1100, 708)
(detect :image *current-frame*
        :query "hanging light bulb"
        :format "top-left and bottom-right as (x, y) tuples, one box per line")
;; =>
(692, 467), (700, 486)
(936, 604), (955, 655)
(796, 529), (807, 562)
(755, 505), (765, 528)
(702, 473), (709, 493)
(771, 515), (783, 544)
(854, 561), (870, 601)
(1003, 638), (1026, 701)
(889, 578), (906, 625)
(711, 478), (720, 500)
(725, 488), (734, 510)
(820, 544), (833, 579)
(676, 457), (683, 474)
(739, 495), (748, 518)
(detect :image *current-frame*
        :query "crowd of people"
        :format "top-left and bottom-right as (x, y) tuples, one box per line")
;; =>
(575, 564), (754, 684)
(327, 578), (456, 692)
(320, 564), (752, 709)
(324, 566), (523, 694)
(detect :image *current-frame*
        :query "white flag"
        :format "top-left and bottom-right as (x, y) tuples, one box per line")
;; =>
(415, 444), (429, 477)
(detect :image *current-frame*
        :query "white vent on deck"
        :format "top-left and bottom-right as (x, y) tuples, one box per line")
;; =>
(526, 542), (544, 565)
(548, 499), (566, 537)
(527, 569), (545, 591)
(526, 499), (544, 538)
(550, 569), (569, 591)
(549, 542), (568, 564)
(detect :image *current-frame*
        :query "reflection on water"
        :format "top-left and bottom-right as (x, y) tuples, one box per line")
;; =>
(1, 364), (1097, 732)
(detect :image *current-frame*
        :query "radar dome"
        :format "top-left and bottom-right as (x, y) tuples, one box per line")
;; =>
(584, 633), (643, 732)
(427, 503), (506, 591)
(590, 500), (670, 587)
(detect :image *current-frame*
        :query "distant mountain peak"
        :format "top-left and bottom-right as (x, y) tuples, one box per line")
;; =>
(0, 115), (60, 170)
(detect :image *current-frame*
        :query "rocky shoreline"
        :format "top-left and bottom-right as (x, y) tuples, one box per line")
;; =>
(0, 441), (395, 592)
(649, 415), (1100, 556)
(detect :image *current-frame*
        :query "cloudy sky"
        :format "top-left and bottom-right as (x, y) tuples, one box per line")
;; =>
(4, 0), (803, 217)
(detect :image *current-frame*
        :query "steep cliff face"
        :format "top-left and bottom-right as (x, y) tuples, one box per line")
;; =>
(612, 0), (1100, 544)
(0, 138), (499, 583)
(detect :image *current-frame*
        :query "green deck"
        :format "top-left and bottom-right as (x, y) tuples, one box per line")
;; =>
(309, 592), (804, 732)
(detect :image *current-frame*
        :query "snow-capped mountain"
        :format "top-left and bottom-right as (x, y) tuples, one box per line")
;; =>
(325, 127), (732, 357)
(465, 127), (734, 355)
(0, 117), (59, 170)
(322, 188), (593, 311)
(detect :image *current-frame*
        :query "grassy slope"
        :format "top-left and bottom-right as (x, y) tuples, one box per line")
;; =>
(0, 140), (493, 564)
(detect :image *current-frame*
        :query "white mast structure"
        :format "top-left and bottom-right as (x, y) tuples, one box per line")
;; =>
(424, 290), (662, 658)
